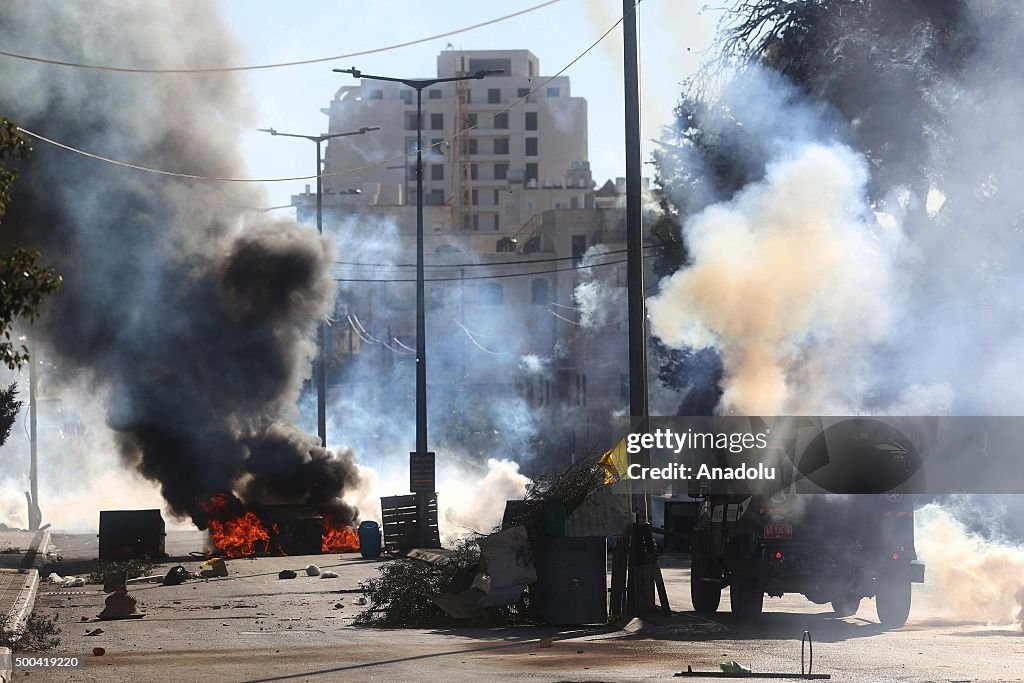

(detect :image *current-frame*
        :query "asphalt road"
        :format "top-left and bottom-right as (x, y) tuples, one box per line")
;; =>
(17, 534), (1024, 682)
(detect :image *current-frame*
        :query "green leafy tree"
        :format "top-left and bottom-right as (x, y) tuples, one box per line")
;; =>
(0, 382), (20, 448)
(0, 117), (62, 370)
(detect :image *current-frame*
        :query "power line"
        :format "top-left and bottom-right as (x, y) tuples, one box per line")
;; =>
(334, 245), (657, 268)
(0, 1), (564, 74)
(334, 254), (654, 283)
(15, 7), (626, 183)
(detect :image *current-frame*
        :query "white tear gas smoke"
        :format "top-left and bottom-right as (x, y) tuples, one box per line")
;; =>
(343, 456), (528, 545)
(0, 371), (177, 531)
(323, 203), (614, 482)
(649, 142), (901, 414)
(916, 503), (1024, 628)
(573, 244), (626, 328)
(652, 4), (1024, 418)
(0, 1), (358, 528)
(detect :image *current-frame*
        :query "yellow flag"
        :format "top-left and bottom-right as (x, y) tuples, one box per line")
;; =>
(598, 437), (628, 485)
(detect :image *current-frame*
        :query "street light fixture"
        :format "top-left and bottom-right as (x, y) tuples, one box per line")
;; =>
(258, 125), (379, 449)
(335, 65), (502, 548)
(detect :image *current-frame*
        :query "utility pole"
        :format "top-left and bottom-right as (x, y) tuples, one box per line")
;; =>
(620, 0), (669, 618)
(27, 337), (40, 531)
(259, 125), (379, 449)
(335, 65), (501, 548)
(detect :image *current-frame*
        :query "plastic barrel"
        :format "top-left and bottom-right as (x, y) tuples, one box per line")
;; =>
(358, 520), (382, 559)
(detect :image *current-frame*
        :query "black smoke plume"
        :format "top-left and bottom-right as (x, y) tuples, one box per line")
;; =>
(0, 1), (359, 526)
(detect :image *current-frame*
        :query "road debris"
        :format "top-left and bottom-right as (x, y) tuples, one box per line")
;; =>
(162, 565), (191, 586)
(92, 647), (105, 657)
(98, 586), (146, 620)
(85, 628), (104, 636)
(305, 564), (320, 576)
(278, 570), (297, 580)
(47, 572), (86, 587)
(320, 571), (339, 579)
(200, 558), (229, 578)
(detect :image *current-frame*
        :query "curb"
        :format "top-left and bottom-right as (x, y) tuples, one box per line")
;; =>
(0, 529), (49, 683)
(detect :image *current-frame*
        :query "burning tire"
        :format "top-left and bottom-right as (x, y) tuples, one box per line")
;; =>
(875, 579), (912, 627)
(729, 577), (764, 620)
(831, 594), (861, 617)
(690, 558), (722, 614)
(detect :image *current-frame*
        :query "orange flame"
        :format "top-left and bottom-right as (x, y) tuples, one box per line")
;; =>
(322, 517), (360, 553)
(200, 494), (272, 557)
(209, 511), (271, 557)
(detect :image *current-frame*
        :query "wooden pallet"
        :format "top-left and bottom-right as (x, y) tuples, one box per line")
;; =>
(380, 494), (439, 552)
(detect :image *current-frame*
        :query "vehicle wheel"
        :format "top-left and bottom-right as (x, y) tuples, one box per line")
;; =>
(876, 579), (911, 627)
(730, 577), (764, 620)
(690, 558), (722, 614)
(831, 594), (861, 617)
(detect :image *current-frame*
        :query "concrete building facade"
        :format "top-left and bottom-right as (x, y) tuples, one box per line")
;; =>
(294, 50), (654, 470)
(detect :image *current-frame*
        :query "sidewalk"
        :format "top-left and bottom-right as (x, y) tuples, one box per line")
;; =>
(0, 529), (51, 683)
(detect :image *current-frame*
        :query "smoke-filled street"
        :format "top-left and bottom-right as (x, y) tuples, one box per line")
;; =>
(3, 0), (1024, 681)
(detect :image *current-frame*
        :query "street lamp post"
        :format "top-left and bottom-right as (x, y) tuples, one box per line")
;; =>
(258, 125), (379, 449)
(335, 66), (501, 547)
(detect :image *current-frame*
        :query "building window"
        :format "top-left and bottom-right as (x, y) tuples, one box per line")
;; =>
(493, 189), (501, 206)
(517, 87), (530, 99)
(469, 58), (512, 75)
(493, 214), (500, 231)
(473, 213), (480, 231)
(525, 111), (538, 131)
(368, 89), (384, 100)
(471, 189), (479, 206)
(428, 88), (442, 99)
(494, 112), (509, 129)
(430, 113), (444, 130)
(571, 234), (587, 264)
(493, 138), (509, 155)
(494, 163), (509, 180)
(400, 89), (413, 105)
(525, 137), (538, 156)
(430, 138), (444, 156)
(525, 163), (538, 183)
(488, 88), (501, 104)
(431, 164), (444, 181)
(405, 138), (418, 154)
(547, 87), (560, 97)
(405, 113), (420, 130)
(466, 113), (478, 128)
(480, 282), (504, 305)
(467, 138), (478, 155)
(531, 278), (549, 305)
(426, 189), (445, 206)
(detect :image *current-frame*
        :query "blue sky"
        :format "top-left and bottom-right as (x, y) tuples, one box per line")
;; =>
(221, 0), (718, 209)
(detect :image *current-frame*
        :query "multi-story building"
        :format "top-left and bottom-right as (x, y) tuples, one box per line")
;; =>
(320, 49), (589, 240)
(293, 50), (658, 470)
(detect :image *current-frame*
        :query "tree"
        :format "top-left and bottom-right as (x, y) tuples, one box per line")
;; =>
(0, 382), (21, 448)
(0, 117), (62, 370)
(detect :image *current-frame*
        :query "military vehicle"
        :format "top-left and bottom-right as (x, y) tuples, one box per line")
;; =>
(688, 418), (926, 626)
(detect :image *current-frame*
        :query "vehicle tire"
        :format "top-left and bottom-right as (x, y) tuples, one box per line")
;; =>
(831, 594), (861, 617)
(690, 558), (722, 614)
(730, 577), (764, 620)
(876, 579), (912, 627)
